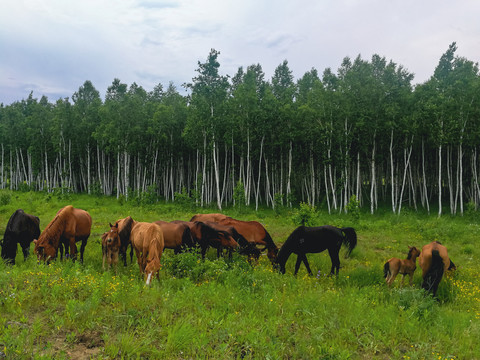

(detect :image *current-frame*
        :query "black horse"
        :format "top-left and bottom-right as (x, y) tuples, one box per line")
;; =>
(1, 209), (40, 265)
(277, 225), (357, 275)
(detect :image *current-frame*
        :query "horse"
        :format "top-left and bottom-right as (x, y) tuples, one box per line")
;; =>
(202, 221), (259, 259)
(102, 225), (121, 272)
(383, 246), (421, 287)
(154, 221), (195, 254)
(419, 241), (456, 296)
(1, 209), (40, 265)
(277, 225), (357, 275)
(111, 216), (135, 266)
(34, 206), (92, 263)
(115, 217), (165, 285)
(192, 214), (279, 265)
(171, 220), (241, 259)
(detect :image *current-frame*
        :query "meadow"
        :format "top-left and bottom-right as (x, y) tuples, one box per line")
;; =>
(0, 190), (479, 359)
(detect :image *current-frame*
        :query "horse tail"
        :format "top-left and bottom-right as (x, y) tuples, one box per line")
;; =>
(341, 227), (357, 257)
(383, 262), (390, 278)
(422, 250), (445, 296)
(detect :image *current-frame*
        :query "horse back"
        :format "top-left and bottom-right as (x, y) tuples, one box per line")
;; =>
(154, 221), (184, 249)
(219, 218), (268, 245)
(68, 209), (92, 239)
(132, 222), (164, 251)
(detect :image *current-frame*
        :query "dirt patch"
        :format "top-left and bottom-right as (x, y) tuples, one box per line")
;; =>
(39, 330), (104, 359)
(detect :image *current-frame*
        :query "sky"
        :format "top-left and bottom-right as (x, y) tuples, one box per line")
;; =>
(1, 0), (479, 105)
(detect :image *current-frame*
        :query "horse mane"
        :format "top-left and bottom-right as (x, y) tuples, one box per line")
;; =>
(406, 247), (416, 260)
(180, 225), (195, 248)
(38, 206), (73, 246)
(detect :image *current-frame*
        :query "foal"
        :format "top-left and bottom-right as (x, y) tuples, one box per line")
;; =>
(383, 246), (421, 287)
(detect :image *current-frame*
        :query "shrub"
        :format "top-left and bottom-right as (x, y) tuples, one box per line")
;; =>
(291, 202), (317, 226)
(233, 180), (246, 211)
(346, 195), (360, 222)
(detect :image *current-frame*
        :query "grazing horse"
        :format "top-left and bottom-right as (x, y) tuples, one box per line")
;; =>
(1, 209), (40, 265)
(115, 217), (165, 285)
(419, 241), (456, 296)
(171, 220), (241, 259)
(209, 222), (261, 260)
(383, 246), (421, 287)
(154, 221), (195, 254)
(278, 225), (357, 275)
(102, 225), (121, 272)
(34, 206), (92, 263)
(191, 214), (279, 265)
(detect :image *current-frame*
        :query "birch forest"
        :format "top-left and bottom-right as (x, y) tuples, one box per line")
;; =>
(1, 43), (480, 215)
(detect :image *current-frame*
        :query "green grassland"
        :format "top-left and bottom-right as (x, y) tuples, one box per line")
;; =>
(0, 191), (479, 359)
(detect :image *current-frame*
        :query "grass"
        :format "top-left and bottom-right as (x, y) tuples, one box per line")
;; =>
(0, 190), (479, 359)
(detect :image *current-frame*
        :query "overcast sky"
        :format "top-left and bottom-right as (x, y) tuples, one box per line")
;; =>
(1, 0), (479, 105)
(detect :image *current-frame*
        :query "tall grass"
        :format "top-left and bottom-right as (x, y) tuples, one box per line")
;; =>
(0, 191), (479, 359)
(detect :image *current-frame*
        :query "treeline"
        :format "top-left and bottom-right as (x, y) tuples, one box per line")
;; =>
(1, 43), (479, 215)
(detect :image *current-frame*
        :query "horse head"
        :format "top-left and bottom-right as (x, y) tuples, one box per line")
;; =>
(33, 238), (56, 263)
(107, 223), (120, 246)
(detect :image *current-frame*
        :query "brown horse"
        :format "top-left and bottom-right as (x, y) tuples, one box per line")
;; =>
(115, 217), (165, 285)
(419, 241), (456, 296)
(34, 206), (92, 263)
(191, 213), (279, 264)
(102, 225), (121, 272)
(220, 218), (278, 265)
(383, 246), (421, 287)
(171, 220), (241, 259)
(154, 221), (195, 254)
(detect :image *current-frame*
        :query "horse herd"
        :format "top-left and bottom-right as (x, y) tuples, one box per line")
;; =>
(0, 206), (456, 295)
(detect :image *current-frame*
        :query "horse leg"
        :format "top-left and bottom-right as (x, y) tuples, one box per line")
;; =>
(21, 241), (30, 261)
(80, 240), (87, 263)
(68, 237), (77, 261)
(328, 248), (341, 275)
(302, 255), (313, 275)
(294, 255), (303, 275)
(408, 273), (414, 286)
(400, 274), (406, 287)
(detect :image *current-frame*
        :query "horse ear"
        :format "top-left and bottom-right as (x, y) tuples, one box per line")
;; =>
(408, 245), (412, 249)
(109, 223), (113, 228)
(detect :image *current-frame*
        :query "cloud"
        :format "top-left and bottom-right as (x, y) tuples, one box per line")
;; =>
(1, 0), (479, 105)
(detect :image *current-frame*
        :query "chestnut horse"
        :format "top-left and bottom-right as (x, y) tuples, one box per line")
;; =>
(1, 209), (40, 264)
(172, 220), (239, 259)
(383, 246), (421, 287)
(190, 214), (278, 265)
(277, 225), (357, 275)
(102, 225), (121, 272)
(419, 241), (456, 296)
(34, 206), (92, 263)
(154, 221), (195, 254)
(114, 217), (165, 285)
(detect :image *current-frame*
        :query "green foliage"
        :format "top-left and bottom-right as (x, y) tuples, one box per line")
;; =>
(291, 201), (317, 226)
(174, 187), (196, 210)
(346, 194), (360, 222)
(1, 192), (479, 359)
(0, 190), (12, 206)
(233, 180), (246, 211)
